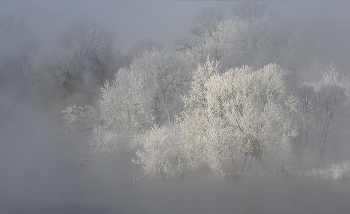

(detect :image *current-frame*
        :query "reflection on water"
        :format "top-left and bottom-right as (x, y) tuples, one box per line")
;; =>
(1, 177), (350, 214)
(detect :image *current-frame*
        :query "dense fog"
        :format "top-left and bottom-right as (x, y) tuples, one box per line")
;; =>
(1, 1), (350, 213)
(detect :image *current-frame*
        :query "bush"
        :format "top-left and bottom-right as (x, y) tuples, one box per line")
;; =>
(133, 125), (187, 180)
(312, 161), (350, 179)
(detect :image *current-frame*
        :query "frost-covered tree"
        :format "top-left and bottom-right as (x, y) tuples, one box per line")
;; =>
(203, 15), (293, 69)
(131, 59), (349, 180)
(177, 58), (298, 176)
(62, 67), (150, 154)
(314, 63), (347, 164)
(292, 62), (347, 167)
(62, 104), (99, 134)
(90, 68), (150, 154)
(133, 125), (187, 180)
(123, 38), (164, 67)
(178, 4), (300, 74)
(128, 48), (191, 125)
(62, 48), (190, 155)
(177, 58), (230, 176)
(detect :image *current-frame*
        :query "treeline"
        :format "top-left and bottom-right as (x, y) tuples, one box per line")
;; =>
(0, 17), (165, 111)
(61, 3), (349, 179)
(1, 3), (349, 179)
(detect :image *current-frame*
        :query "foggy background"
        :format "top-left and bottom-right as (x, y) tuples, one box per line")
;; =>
(2, 1), (350, 51)
(1, 1), (350, 213)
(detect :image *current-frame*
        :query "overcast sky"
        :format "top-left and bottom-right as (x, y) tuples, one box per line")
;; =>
(1, 1), (350, 51)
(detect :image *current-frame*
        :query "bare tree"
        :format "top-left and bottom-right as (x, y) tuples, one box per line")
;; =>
(60, 21), (118, 56)
(292, 63), (347, 168)
(190, 7), (225, 38)
(60, 21), (120, 84)
(315, 63), (347, 165)
(231, 2), (269, 20)
(175, 7), (224, 51)
(24, 21), (121, 105)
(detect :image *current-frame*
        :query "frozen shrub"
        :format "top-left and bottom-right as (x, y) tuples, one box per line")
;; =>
(312, 161), (350, 179)
(133, 125), (187, 180)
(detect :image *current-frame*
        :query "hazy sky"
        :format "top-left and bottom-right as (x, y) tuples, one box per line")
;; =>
(2, 2), (350, 212)
(2, 1), (349, 52)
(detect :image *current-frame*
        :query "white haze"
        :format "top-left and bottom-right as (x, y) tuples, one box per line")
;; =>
(4, 1), (349, 51)
(1, 1), (350, 214)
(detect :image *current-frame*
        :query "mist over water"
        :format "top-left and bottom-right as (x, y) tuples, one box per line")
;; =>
(1, 1), (350, 213)
(1, 93), (350, 212)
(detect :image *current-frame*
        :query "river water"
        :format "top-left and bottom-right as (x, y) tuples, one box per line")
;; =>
(1, 175), (350, 214)
(1, 97), (349, 214)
